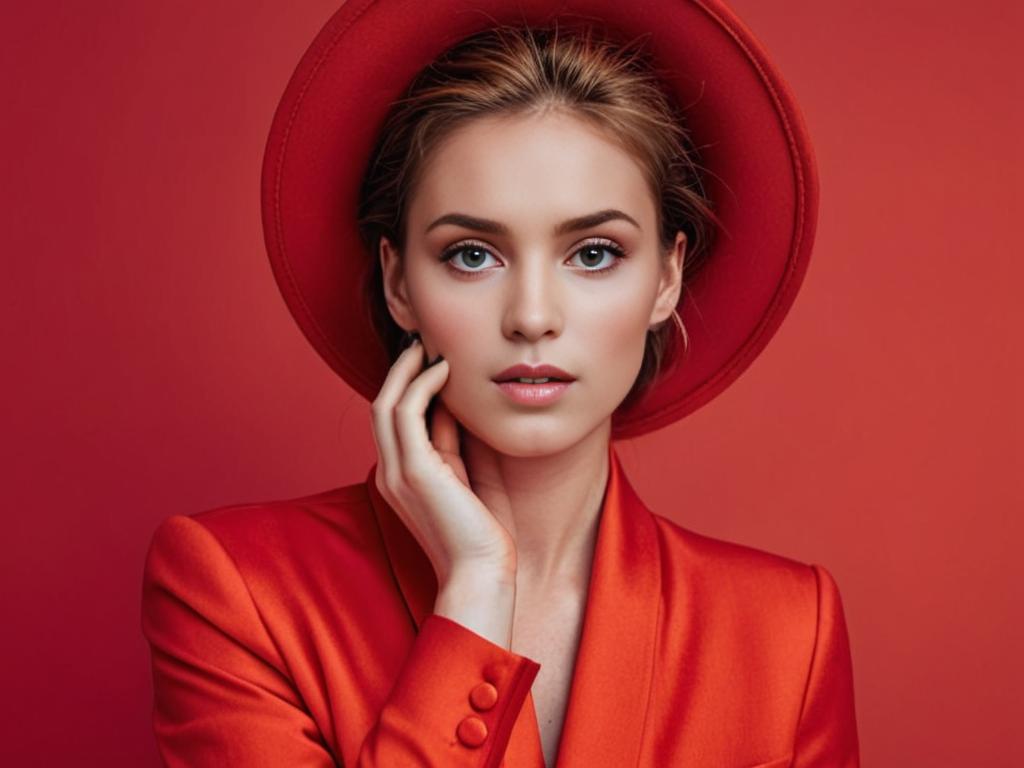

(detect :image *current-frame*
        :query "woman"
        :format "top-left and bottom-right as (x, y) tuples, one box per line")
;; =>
(142, 2), (859, 767)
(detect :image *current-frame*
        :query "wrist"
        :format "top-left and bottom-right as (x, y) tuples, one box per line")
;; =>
(433, 566), (517, 649)
(444, 552), (517, 586)
(439, 560), (517, 598)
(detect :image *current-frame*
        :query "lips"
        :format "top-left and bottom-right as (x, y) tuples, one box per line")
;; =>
(492, 363), (576, 383)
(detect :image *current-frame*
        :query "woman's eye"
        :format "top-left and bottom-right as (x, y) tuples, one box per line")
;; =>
(441, 244), (499, 272)
(570, 241), (626, 272)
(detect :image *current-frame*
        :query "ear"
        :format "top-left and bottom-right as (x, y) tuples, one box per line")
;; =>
(379, 235), (417, 332)
(649, 231), (686, 326)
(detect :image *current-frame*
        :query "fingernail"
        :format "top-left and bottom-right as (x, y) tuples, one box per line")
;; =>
(427, 353), (445, 367)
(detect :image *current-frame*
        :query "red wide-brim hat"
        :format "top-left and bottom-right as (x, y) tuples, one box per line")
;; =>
(261, 0), (819, 440)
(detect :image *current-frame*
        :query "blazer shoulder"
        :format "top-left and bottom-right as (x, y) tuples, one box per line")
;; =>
(653, 512), (811, 571)
(650, 514), (854, 694)
(144, 477), (388, 605)
(651, 512), (838, 618)
(188, 479), (378, 551)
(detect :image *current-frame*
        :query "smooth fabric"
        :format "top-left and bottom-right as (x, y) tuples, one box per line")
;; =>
(141, 444), (860, 767)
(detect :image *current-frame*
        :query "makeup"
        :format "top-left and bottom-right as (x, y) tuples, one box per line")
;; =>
(494, 380), (572, 405)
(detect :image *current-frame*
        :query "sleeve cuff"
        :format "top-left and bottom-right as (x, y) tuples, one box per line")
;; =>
(362, 612), (541, 767)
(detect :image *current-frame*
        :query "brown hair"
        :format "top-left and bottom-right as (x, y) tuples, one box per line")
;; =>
(356, 23), (720, 407)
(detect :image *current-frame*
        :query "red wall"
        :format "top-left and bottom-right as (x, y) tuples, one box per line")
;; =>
(1, 1), (1019, 765)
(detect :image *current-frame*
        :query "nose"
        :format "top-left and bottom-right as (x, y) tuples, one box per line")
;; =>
(501, 253), (564, 343)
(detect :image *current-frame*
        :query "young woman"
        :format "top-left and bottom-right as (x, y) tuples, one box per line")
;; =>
(142, 3), (859, 767)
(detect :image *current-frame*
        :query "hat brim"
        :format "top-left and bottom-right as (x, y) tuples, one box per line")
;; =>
(261, 0), (818, 439)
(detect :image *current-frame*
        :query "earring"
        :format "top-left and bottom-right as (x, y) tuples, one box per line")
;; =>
(670, 308), (690, 356)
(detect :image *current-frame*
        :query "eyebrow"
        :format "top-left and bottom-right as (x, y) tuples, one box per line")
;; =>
(424, 208), (641, 236)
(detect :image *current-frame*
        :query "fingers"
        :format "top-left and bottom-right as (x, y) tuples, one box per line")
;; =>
(394, 356), (449, 475)
(370, 334), (453, 493)
(370, 338), (427, 487)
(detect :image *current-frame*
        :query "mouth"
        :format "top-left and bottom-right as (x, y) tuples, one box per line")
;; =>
(491, 363), (576, 384)
(494, 379), (572, 406)
(500, 376), (566, 384)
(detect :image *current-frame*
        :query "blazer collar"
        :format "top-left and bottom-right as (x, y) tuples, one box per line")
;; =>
(366, 442), (662, 768)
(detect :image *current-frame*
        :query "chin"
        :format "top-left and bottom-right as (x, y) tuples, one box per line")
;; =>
(491, 426), (579, 458)
(455, 404), (608, 458)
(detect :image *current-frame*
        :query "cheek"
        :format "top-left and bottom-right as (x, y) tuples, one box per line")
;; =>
(413, 292), (487, 359)
(405, 261), (486, 350)
(579, 281), (654, 372)
(407, 275), (493, 407)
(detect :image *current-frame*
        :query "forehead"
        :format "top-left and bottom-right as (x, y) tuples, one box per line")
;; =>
(407, 110), (657, 234)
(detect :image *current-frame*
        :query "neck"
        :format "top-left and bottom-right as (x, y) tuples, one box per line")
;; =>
(460, 419), (612, 590)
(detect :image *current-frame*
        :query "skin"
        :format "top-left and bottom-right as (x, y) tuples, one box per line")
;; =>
(371, 108), (684, 765)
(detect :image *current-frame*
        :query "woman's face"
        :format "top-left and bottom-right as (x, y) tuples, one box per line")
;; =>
(380, 109), (685, 457)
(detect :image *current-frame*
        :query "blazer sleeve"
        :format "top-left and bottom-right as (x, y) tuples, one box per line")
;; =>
(792, 563), (861, 768)
(141, 514), (541, 768)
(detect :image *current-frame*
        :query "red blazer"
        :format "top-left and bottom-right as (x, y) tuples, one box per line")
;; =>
(141, 444), (859, 767)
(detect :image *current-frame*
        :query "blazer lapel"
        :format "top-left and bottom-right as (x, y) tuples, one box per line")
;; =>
(366, 442), (662, 768)
(551, 444), (661, 767)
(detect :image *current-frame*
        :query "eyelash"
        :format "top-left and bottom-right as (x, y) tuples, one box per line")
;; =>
(438, 238), (628, 276)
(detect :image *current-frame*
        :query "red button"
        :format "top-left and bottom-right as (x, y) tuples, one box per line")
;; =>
(456, 715), (488, 747)
(470, 681), (499, 711)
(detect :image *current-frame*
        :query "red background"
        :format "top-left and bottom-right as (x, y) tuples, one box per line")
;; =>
(1, 1), (1020, 765)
